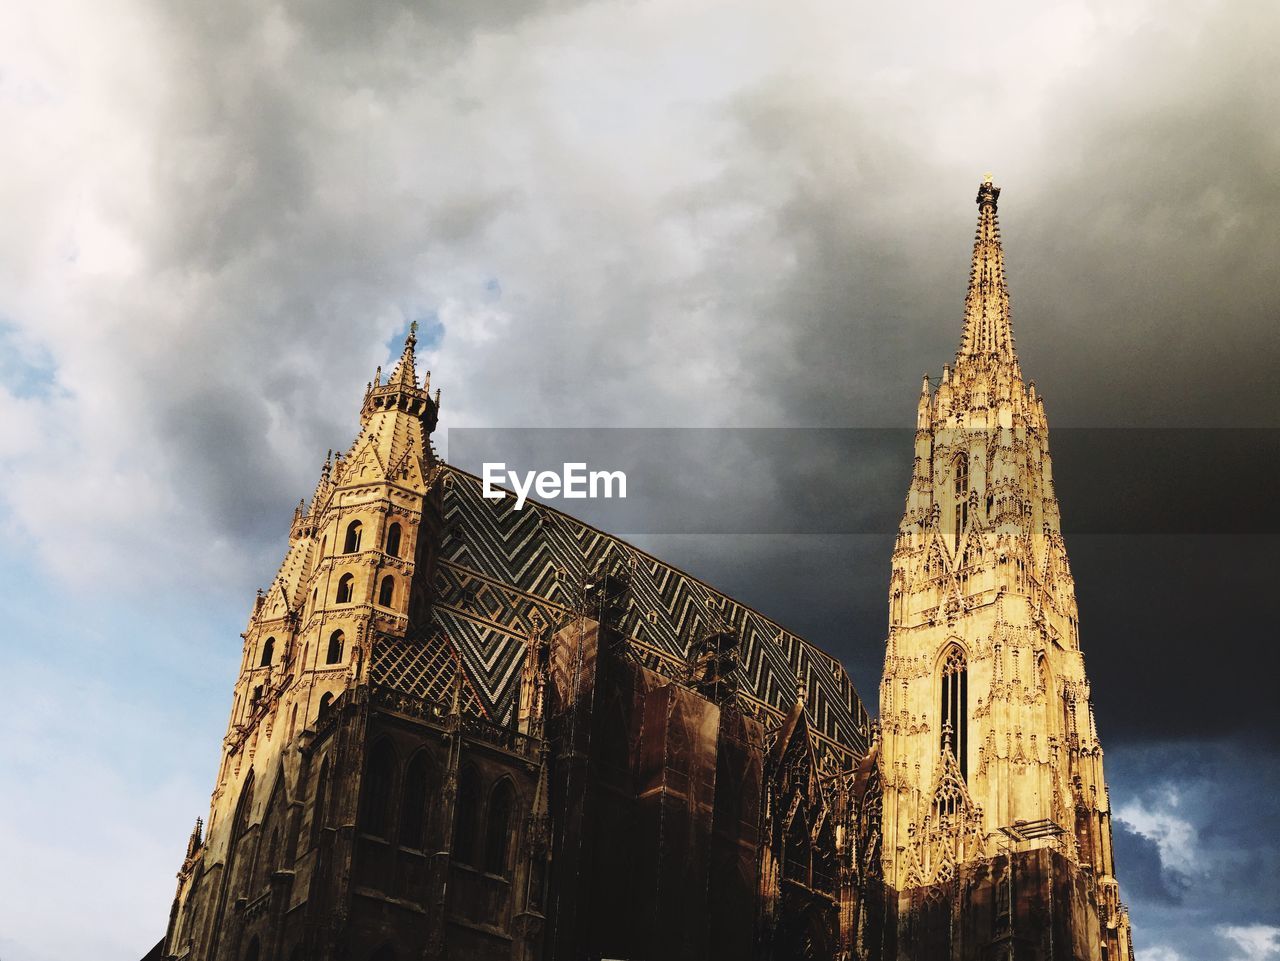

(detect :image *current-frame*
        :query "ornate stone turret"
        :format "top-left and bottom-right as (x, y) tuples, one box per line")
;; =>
(875, 180), (1132, 960)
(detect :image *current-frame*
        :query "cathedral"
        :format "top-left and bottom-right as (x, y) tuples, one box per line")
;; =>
(149, 181), (1132, 961)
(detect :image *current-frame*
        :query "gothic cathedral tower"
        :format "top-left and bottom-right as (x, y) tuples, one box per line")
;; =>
(162, 326), (457, 961)
(875, 180), (1132, 960)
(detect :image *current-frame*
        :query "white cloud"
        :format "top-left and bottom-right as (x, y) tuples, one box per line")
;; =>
(1139, 948), (1188, 961)
(1218, 925), (1280, 961)
(1116, 788), (1200, 876)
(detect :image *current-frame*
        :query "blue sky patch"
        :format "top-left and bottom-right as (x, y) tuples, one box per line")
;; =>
(0, 320), (58, 399)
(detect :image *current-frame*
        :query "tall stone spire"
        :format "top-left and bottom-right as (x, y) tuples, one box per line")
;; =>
(874, 180), (1132, 960)
(957, 177), (1019, 373)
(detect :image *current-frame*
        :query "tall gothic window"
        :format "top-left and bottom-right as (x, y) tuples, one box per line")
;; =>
(359, 740), (396, 839)
(399, 752), (430, 850)
(385, 523), (402, 558)
(378, 575), (395, 607)
(259, 637), (275, 667)
(784, 807), (811, 883)
(336, 573), (355, 604)
(326, 630), (344, 664)
(453, 764), (480, 865)
(311, 757), (330, 846)
(344, 520), (362, 554)
(954, 453), (969, 540)
(483, 779), (516, 876)
(940, 645), (968, 777)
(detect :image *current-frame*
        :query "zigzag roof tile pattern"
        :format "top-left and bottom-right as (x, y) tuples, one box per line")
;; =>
(391, 466), (870, 761)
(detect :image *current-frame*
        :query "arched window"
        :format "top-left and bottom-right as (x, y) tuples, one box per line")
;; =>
(318, 692), (334, 718)
(259, 637), (275, 667)
(385, 523), (402, 558)
(326, 630), (344, 664)
(453, 764), (480, 865)
(359, 740), (396, 839)
(940, 646), (968, 778)
(784, 807), (811, 883)
(311, 757), (330, 846)
(336, 573), (355, 604)
(483, 779), (516, 876)
(1036, 651), (1051, 694)
(344, 520), (363, 554)
(233, 771), (255, 839)
(954, 453), (969, 539)
(378, 576), (395, 607)
(399, 751), (430, 850)
(243, 937), (260, 961)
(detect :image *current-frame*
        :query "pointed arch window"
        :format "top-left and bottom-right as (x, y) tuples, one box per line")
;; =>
(344, 520), (363, 554)
(954, 453), (969, 540)
(399, 751), (430, 850)
(784, 807), (811, 883)
(336, 573), (355, 604)
(311, 757), (330, 846)
(359, 740), (396, 839)
(326, 630), (344, 664)
(385, 523), (402, 558)
(259, 636), (275, 667)
(940, 646), (968, 778)
(318, 692), (334, 718)
(453, 764), (480, 865)
(483, 779), (516, 876)
(378, 575), (395, 608)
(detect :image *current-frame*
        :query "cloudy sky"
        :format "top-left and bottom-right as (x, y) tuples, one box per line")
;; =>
(1, 0), (1277, 958)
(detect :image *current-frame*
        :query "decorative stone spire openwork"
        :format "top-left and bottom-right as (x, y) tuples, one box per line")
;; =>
(957, 177), (1019, 373)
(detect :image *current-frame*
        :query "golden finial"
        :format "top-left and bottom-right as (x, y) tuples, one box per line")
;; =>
(982, 171), (994, 185)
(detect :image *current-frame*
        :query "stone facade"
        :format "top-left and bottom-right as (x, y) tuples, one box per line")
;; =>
(152, 181), (1129, 961)
(869, 179), (1133, 960)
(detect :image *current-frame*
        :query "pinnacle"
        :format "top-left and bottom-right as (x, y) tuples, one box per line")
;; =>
(386, 321), (419, 389)
(957, 179), (1018, 370)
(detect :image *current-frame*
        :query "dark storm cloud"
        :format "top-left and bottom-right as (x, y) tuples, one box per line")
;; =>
(4, 0), (1279, 956)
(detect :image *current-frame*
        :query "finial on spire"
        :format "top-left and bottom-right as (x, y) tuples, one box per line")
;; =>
(976, 176), (1001, 209)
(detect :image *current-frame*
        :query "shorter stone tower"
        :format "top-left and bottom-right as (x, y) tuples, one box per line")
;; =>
(160, 327), (552, 961)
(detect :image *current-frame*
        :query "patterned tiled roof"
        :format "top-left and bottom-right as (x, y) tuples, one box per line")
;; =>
(376, 466), (870, 761)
